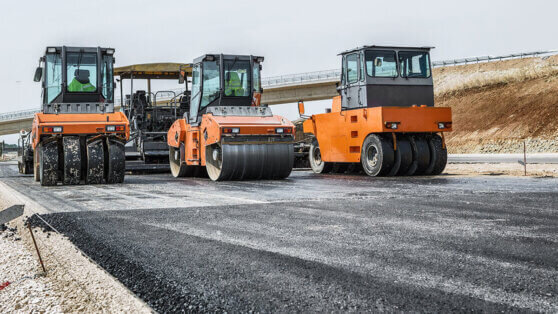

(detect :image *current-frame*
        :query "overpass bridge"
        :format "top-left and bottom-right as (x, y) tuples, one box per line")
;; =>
(1, 50), (555, 136)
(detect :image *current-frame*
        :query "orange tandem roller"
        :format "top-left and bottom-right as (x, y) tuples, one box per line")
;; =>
(167, 54), (294, 181)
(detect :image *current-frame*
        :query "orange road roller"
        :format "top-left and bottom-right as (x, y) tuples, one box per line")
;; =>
(301, 45), (452, 176)
(167, 54), (294, 181)
(31, 46), (129, 186)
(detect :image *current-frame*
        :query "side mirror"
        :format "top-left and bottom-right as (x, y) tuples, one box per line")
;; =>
(297, 101), (305, 116)
(375, 58), (383, 67)
(178, 70), (185, 84)
(33, 67), (43, 82)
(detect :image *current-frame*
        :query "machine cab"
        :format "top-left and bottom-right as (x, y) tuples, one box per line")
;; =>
(187, 54), (264, 124)
(338, 46), (434, 110)
(34, 46), (116, 114)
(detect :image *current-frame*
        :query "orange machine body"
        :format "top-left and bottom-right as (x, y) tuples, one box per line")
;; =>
(31, 112), (130, 149)
(303, 96), (452, 163)
(168, 113), (294, 167)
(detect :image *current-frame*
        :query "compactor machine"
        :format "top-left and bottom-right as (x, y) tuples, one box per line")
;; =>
(115, 63), (191, 171)
(168, 54), (294, 181)
(31, 46), (129, 185)
(301, 46), (452, 176)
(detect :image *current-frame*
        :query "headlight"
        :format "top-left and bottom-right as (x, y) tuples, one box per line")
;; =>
(385, 122), (399, 129)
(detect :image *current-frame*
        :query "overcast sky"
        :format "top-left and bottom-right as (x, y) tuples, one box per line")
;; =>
(1, 0), (556, 143)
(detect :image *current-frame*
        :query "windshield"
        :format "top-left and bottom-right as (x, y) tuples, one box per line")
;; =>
(399, 51), (431, 78)
(100, 55), (114, 101)
(66, 52), (97, 92)
(365, 50), (398, 77)
(224, 60), (251, 97)
(200, 60), (220, 109)
(45, 53), (62, 103)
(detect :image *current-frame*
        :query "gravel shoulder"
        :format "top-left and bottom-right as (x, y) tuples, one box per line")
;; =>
(446, 163), (558, 177)
(0, 183), (151, 313)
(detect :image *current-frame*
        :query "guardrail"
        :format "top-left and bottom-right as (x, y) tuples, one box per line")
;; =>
(432, 50), (557, 67)
(261, 69), (341, 87)
(0, 108), (39, 122)
(3, 50), (557, 122)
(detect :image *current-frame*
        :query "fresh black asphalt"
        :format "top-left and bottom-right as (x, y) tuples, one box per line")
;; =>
(1, 162), (556, 312)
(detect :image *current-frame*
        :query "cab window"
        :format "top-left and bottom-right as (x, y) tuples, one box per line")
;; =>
(100, 55), (114, 101)
(66, 52), (97, 92)
(224, 60), (251, 97)
(252, 63), (261, 92)
(399, 51), (431, 78)
(45, 53), (62, 103)
(189, 63), (202, 121)
(346, 54), (359, 84)
(200, 61), (220, 109)
(365, 50), (398, 77)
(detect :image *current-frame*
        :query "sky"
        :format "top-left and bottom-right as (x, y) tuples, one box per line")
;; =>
(1, 0), (557, 143)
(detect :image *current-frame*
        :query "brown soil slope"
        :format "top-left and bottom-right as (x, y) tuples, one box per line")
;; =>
(434, 55), (558, 153)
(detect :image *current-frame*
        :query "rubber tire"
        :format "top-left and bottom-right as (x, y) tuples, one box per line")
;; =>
(412, 136), (431, 175)
(25, 161), (34, 175)
(425, 134), (447, 175)
(39, 141), (58, 186)
(33, 148), (40, 182)
(63, 136), (81, 185)
(386, 136), (400, 177)
(106, 139), (125, 184)
(309, 139), (333, 174)
(396, 137), (413, 176)
(86, 140), (105, 184)
(361, 134), (394, 177)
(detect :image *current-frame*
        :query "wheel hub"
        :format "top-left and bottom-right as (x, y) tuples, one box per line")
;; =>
(312, 147), (322, 166)
(366, 146), (378, 168)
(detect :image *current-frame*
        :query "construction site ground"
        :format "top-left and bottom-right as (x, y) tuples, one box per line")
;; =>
(0, 160), (557, 312)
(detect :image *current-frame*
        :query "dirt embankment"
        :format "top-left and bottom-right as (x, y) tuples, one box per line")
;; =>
(434, 55), (558, 154)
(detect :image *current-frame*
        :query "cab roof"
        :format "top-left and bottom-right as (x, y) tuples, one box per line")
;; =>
(339, 45), (434, 56)
(44, 46), (114, 54)
(193, 54), (264, 64)
(114, 63), (192, 79)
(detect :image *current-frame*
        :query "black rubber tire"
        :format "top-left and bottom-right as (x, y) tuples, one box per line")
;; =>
(86, 139), (105, 184)
(396, 137), (413, 176)
(309, 139), (333, 174)
(425, 134), (447, 175)
(386, 136), (400, 177)
(361, 134), (394, 177)
(39, 141), (58, 186)
(24, 161), (33, 175)
(106, 139), (125, 184)
(331, 163), (349, 174)
(206, 143), (294, 181)
(63, 136), (81, 185)
(412, 136), (431, 175)
(33, 149), (40, 182)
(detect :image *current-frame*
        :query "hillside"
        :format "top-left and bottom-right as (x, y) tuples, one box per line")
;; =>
(434, 55), (558, 153)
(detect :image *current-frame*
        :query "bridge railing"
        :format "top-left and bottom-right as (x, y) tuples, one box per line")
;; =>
(0, 108), (39, 122)
(261, 69), (341, 87)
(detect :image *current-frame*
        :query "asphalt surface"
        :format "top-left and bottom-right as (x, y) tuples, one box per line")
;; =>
(1, 161), (557, 312)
